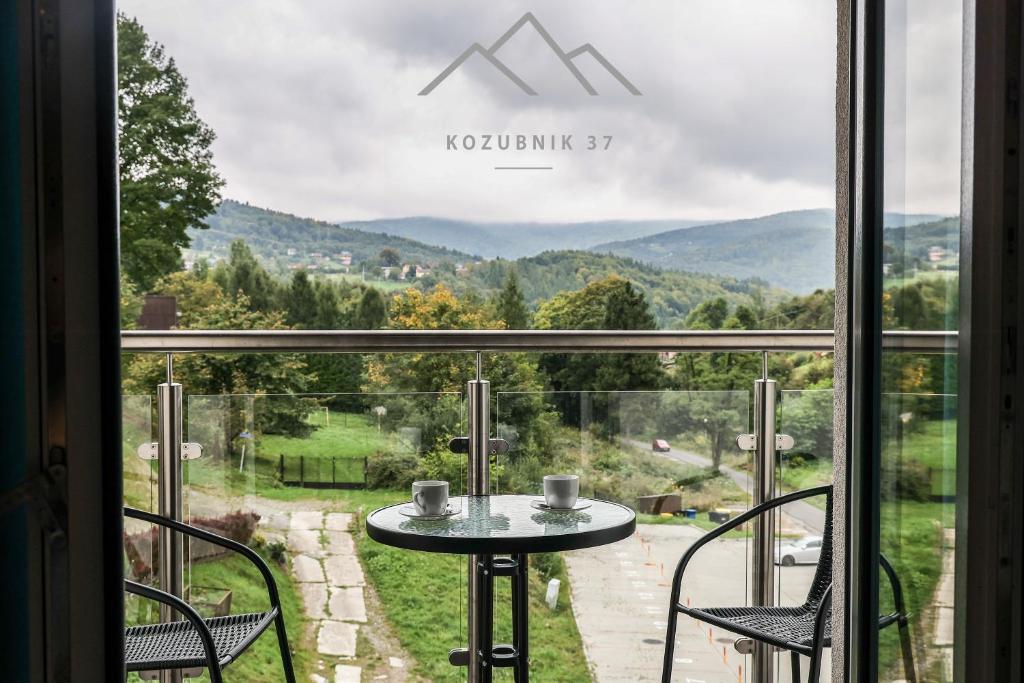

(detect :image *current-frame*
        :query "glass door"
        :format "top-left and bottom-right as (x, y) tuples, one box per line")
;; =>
(876, 1), (963, 680)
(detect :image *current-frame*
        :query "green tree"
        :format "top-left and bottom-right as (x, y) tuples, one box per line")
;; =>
(354, 288), (388, 330)
(213, 240), (278, 311)
(285, 270), (317, 328)
(535, 277), (665, 431)
(684, 297), (729, 330)
(117, 14), (224, 291)
(496, 269), (529, 329)
(314, 283), (341, 329)
(378, 248), (401, 267)
(121, 272), (318, 443)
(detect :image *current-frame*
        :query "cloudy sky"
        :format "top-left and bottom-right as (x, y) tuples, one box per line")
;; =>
(119, 0), (961, 223)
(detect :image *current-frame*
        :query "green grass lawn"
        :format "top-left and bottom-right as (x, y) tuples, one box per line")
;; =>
(259, 410), (391, 460)
(878, 501), (952, 679)
(325, 272), (410, 292)
(126, 550), (314, 682)
(178, 410), (401, 497)
(350, 489), (593, 682)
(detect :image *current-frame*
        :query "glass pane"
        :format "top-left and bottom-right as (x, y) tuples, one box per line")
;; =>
(497, 387), (755, 681)
(122, 394), (159, 630)
(881, 1), (962, 680)
(182, 388), (465, 680)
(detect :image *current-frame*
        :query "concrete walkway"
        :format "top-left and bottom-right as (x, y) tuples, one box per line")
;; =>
(566, 524), (829, 682)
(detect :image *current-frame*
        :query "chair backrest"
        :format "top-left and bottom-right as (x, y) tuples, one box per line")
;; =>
(802, 486), (834, 610)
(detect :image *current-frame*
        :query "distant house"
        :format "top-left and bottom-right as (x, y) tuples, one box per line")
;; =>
(310, 252), (323, 259)
(400, 264), (411, 280)
(928, 246), (946, 262)
(286, 247), (297, 257)
(339, 252), (353, 266)
(415, 265), (431, 278)
(137, 295), (177, 330)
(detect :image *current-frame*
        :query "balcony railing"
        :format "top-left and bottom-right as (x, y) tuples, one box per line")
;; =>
(120, 329), (955, 683)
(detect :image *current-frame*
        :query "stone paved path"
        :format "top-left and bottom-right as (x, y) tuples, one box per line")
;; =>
(283, 511), (368, 682)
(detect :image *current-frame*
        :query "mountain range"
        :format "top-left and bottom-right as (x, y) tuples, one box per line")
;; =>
(191, 201), (953, 297)
(189, 201), (476, 268)
(590, 209), (947, 292)
(337, 216), (712, 260)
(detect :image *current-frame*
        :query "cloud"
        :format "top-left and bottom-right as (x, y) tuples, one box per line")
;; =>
(119, 0), (960, 223)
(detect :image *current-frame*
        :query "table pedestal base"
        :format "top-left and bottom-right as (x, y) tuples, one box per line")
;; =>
(450, 553), (529, 682)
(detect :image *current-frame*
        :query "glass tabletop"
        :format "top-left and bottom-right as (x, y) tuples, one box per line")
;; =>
(365, 495), (636, 554)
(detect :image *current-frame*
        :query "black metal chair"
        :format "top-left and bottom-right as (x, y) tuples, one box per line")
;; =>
(660, 485), (916, 683)
(123, 507), (296, 683)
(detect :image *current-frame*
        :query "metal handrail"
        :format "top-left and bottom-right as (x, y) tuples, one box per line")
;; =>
(120, 329), (956, 353)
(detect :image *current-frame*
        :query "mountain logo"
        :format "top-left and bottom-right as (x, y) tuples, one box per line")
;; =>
(418, 12), (642, 96)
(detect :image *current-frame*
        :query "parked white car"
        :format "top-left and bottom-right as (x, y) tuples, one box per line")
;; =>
(775, 535), (823, 566)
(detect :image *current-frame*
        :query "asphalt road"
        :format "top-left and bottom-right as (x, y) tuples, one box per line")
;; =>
(627, 439), (826, 534)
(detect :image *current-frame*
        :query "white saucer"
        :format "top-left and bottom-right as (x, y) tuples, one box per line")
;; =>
(398, 503), (461, 520)
(530, 499), (592, 512)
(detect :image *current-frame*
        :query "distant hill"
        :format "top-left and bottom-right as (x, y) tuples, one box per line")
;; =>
(187, 201), (476, 273)
(336, 216), (714, 260)
(883, 216), (961, 262)
(426, 250), (782, 328)
(590, 209), (947, 293)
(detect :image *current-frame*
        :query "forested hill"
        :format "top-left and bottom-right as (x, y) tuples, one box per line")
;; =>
(426, 250), (782, 329)
(337, 216), (714, 260)
(590, 209), (946, 293)
(188, 200), (476, 272)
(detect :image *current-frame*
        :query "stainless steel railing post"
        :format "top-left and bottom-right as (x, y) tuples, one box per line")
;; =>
(467, 353), (491, 682)
(157, 354), (185, 683)
(751, 352), (777, 683)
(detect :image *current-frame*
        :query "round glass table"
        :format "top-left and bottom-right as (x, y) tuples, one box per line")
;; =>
(366, 495), (636, 682)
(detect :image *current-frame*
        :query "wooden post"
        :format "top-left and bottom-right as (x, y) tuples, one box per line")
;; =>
(300, 455), (305, 488)
(278, 454), (284, 481)
(332, 457), (336, 485)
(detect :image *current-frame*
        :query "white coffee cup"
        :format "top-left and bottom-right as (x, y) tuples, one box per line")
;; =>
(412, 480), (449, 516)
(543, 474), (579, 509)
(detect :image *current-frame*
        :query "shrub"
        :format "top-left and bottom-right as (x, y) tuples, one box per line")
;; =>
(883, 459), (932, 502)
(530, 552), (565, 579)
(366, 451), (421, 490)
(124, 510), (260, 580)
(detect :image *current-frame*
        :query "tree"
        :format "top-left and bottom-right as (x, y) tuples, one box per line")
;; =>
(496, 269), (529, 329)
(378, 248), (401, 267)
(314, 283), (341, 329)
(365, 285), (551, 457)
(117, 14), (224, 291)
(285, 270), (317, 328)
(121, 272), (318, 445)
(213, 240), (278, 311)
(534, 277), (665, 430)
(354, 288), (388, 330)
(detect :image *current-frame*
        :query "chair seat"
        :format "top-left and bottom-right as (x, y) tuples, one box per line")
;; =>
(681, 604), (831, 654)
(125, 610), (278, 671)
